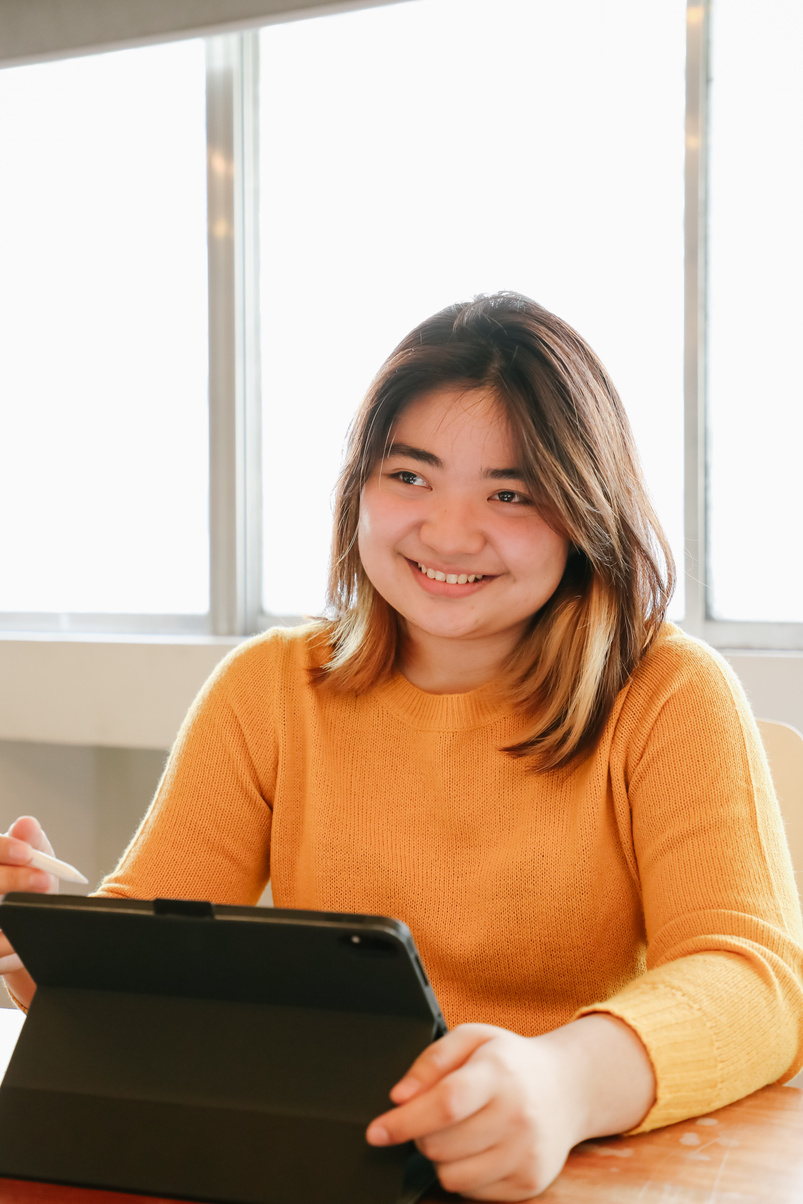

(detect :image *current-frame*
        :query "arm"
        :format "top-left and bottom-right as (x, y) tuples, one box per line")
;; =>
(367, 1014), (655, 1200)
(586, 639), (803, 1130)
(0, 667), (273, 1010)
(368, 635), (803, 1197)
(98, 638), (276, 904)
(3, 629), (300, 1009)
(0, 667), (271, 1010)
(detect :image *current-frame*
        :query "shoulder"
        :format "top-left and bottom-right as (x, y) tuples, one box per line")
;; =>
(627, 622), (746, 712)
(611, 623), (758, 765)
(192, 621), (333, 709)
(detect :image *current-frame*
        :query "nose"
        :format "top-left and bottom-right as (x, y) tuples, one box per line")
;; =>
(419, 500), (486, 559)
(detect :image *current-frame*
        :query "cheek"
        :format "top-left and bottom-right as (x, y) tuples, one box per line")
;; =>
(357, 493), (409, 604)
(509, 522), (570, 579)
(356, 504), (374, 568)
(358, 485), (409, 547)
(357, 488), (381, 551)
(546, 529), (571, 569)
(356, 527), (380, 584)
(357, 488), (394, 572)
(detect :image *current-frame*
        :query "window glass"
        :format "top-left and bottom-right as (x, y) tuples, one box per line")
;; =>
(708, 0), (803, 621)
(259, 0), (685, 619)
(0, 40), (209, 615)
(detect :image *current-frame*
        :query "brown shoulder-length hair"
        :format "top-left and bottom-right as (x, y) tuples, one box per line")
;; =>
(311, 291), (674, 771)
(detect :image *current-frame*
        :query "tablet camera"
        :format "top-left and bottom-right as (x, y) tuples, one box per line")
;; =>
(340, 932), (398, 956)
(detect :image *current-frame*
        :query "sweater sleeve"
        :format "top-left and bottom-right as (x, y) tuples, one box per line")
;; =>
(576, 637), (803, 1132)
(96, 636), (279, 905)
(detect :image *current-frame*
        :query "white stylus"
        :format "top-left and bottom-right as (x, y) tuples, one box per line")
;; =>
(28, 849), (89, 885)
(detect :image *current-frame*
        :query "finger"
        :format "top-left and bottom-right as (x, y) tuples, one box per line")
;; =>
(441, 1159), (551, 1202)
(1, 831), (58, 895)
(390, 1024), (499, 1103)
(0, 865), (53, 894)
(6, 817), (54, 858)
(415, 1098), (501, 1164)
(433, 1146), (519, 1200)
(432, 1133), (547, 1203)
(0, 836), (37, 867)
(367, 1061), (494, 1147)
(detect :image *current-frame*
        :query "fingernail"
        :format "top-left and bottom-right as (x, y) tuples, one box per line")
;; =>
(6, 840), (32, 865)
(390, 1076), (419, 1102)
(366, 1124), (390, 1146)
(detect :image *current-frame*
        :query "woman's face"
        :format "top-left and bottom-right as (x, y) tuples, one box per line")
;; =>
(358, 386), (570, 671)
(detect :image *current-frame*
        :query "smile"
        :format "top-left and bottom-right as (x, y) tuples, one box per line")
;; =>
(416, 561), (485, 584)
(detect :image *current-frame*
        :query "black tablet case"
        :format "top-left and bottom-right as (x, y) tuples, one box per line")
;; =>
(0, 895), (447, 1204)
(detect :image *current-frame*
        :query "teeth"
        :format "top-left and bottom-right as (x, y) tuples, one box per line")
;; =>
(417, 562), (483, 583)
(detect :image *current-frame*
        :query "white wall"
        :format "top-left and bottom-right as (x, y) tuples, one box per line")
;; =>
(723, 652), (803, 735)
(0, 741), (168, 1007)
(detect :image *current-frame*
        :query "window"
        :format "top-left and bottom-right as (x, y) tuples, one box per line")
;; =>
(707, 0), (803, 626)
(258, 0), (685, 620)
(0, 0), (800, 650)
(0, 40), (209, 629)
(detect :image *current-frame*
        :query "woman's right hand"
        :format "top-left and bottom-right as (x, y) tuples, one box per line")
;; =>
(0, 816), (58, 1005)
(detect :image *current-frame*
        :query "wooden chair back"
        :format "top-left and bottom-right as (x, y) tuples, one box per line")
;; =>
(757, 719), (803, 904)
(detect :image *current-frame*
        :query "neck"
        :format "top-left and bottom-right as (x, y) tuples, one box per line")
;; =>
(399, 629), (515, 695)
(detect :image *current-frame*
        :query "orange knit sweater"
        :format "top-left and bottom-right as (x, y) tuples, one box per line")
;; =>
(99, 622), (803, 1133)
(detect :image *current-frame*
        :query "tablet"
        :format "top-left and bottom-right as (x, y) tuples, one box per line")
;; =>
(0, 894), (447, 1204)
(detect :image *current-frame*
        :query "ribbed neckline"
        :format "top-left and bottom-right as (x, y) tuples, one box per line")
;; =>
(373, 672), (511, 731)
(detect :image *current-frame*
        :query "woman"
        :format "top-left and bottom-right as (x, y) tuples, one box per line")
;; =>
(3, 292), (802, 1199)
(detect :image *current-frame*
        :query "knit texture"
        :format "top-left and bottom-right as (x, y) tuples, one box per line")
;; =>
(99, 622), (803, 1132)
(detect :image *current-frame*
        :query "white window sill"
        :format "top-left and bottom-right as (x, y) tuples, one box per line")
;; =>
(0, 632), (801, 750)
(0, 633), (243, 749)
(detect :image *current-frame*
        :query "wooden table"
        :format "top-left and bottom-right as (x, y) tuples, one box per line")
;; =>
(0, 1007), (801, 1203)
(540, 1083), (803, 1202)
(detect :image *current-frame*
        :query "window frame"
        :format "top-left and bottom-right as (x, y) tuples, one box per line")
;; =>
(681, 0), (802, 651)
(1, 0), (801, 651)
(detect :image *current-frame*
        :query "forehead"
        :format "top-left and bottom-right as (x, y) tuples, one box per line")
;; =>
(391, 386), (516, 460)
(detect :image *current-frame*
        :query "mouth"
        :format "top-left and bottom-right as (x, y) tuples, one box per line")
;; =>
(415, 560), (486, 584)
(405, 558), (495, 594)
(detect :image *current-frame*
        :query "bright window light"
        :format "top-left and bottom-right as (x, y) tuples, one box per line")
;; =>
(708, 0), (803, 622)
(0, 40), (209, 615)
(259, 0), (685, 619)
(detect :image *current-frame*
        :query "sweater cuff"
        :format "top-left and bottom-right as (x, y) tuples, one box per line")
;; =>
(574, 981), (720, 1133)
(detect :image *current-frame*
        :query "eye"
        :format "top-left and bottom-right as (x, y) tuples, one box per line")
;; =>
(390, 469), (428, 488)
(491, 489), (532, 505)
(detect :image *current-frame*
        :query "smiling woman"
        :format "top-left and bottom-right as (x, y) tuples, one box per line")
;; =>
(2, 293), (801, 1202)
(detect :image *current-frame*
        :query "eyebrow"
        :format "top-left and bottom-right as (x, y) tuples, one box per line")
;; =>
(385, 442), (525, 480)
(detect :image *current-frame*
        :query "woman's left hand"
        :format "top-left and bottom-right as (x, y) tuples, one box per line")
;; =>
(365, 1023), (585, 1201)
